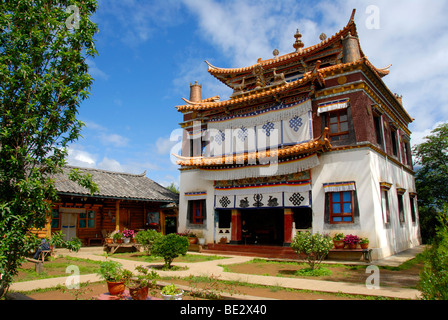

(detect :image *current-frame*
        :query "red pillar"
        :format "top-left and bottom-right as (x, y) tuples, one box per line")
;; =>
(284, 208), (293, 244)
(231, 209), (241, 243)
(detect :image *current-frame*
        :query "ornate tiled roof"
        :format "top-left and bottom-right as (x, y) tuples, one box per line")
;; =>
(176, 69), (324, 112)
(174, 128), (332, 168)
(175, 57), (391, 113)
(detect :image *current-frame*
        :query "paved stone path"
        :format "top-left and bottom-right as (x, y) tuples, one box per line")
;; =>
(10, 246), (424, 300)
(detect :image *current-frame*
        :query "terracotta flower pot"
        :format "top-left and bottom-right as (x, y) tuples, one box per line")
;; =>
(348, 243), (357, 249)
(107, 281), (125, 295)
(360, 243), (369, 249)
(129, 286), (149, 300)
(333, 240), (345, 249)
(188, 237), (198, 245)
(105, 238), (113, 244)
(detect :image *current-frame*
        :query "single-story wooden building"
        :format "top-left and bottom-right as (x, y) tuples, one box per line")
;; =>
(35, 166), (179, 245)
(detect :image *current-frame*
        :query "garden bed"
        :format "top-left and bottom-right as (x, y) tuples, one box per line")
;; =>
(221, 257), (424, 289)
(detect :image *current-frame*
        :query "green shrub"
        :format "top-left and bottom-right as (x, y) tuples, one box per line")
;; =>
(134, 230), (162, 254)
(151, 233), (189, 269)
(290, 231), (333, 270)
(419, 208), (448, 300)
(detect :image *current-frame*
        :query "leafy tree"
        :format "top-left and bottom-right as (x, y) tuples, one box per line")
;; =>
(290, 231), (333, 270)
(151, 233), (189, 269)
(166, 182), (179, 194)
(413, 123), (448, 242)
(0, 0), (99, 299)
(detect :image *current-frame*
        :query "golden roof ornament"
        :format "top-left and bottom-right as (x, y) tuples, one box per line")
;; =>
(293, 28), (304, 52)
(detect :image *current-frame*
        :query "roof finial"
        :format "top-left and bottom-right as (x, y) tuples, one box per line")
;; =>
(293, 28), (304, 52)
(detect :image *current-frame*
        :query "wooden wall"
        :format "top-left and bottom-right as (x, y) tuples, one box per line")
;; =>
(46, 195), (175, 245)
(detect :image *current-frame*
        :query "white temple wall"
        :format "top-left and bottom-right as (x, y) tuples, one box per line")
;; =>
(178, 169), (215, 242)
(311, 147), (420, 260)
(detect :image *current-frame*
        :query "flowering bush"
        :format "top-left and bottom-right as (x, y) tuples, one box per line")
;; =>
(291, 231), (333, 270)
(122, 229), (135, 238)
(332, 233), (344, 241)
(343, 234), (360, 244)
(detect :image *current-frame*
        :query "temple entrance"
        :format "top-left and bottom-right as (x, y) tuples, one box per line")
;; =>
(241, 209), (284, 246)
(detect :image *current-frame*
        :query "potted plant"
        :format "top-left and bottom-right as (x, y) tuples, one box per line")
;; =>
(343, 234), (360, 249)
(359, 237), (369, 249)
(126, 265), (159, 300)
(97, 260), (131, 295)
(195, 231), (205, 246)
(113, 232), (123, 244)
(332, 233), (345, 249)
(161, 284), (183, 300)
(122, 229), (135, 244)
(105, 231), (114, 244)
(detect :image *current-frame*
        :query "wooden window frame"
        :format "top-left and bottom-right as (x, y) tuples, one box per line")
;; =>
(327, 109), (349, 141)
(397, 193), (405, 225)
(381, 189), (391, 225)
(79, 210), (95, 229)
(189, 200), (205, 225)
(51, 209), (60, 229)
(329, 191), (355, 224)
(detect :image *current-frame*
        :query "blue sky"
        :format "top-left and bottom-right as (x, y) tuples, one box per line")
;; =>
(67, 0), (448, 188)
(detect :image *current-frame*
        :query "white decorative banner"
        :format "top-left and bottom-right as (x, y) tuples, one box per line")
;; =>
(184, 191), (207, 200)
(282, 111), (312, 146)
(215, 195), (235, 209)
(323, 181), (356, 193)
(317, 98), (349, 115)
(200, 154), (319, 181)
(215, 191), (311, 209)
(284, 191), (311, 207)
(232, 125), (257, 155)
(209, 99), (312, 130)
(256, 121), (281, 151)
(207, 99), (313, 156)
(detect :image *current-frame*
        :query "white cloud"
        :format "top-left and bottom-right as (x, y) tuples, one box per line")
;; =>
(83, 120), (129, 148)
(86, 58), (109, 81)
(66, 146), (97, 168)
(100, 133), (129, 148)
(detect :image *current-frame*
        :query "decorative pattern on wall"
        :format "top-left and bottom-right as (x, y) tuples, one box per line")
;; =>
(207, 99), (313, 157)
(214, 179), (311, 209)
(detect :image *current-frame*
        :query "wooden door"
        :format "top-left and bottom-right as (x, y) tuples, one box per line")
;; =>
(61, 213), (77, 241)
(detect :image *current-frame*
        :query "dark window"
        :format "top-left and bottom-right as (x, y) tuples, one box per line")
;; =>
(403, 141), (412, 166)
(329, 191), (354, 223)
(398, 194), (405, 224)
(188, 200), (206, 225)
(410, 195), (417, 223)
(217, 210), (231, 228)
(328, 109), (349, 141)
(391, 129), (398, 157)
(381, 189), (391, 225)
(79, 210), (95, 229)
(51, 209), (60, 229)
(373, 114), (383, 146)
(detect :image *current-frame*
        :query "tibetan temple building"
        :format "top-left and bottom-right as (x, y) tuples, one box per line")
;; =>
(174, 10), (421, 260)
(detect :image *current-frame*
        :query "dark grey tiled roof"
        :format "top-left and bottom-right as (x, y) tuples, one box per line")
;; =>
(54, 166), (178, 203)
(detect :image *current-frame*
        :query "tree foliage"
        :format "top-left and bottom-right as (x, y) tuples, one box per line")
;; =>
(419, 205), (448, 300)
(290, 231), (333, 270)
(151, 233), (189, 269)
(0, 0), (99, 298)
(134, 229), (163, 255)
(413, 123), (448, 242)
